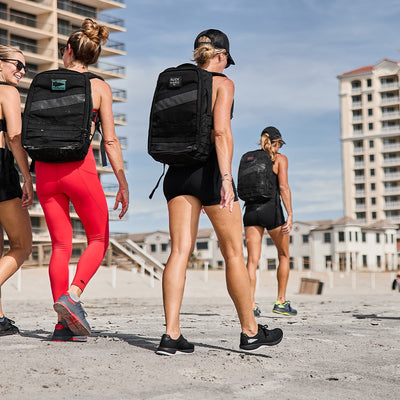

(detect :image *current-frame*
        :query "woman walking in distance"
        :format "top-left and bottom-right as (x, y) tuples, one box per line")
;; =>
(35, 19), (129, 341)
(244, 127), (296, 317)
(0, 46), (33, 335)
(156, 30), (283, 355)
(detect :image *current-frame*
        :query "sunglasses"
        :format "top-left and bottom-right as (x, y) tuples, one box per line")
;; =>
(59, 46), (67, 57)
(0, 59), (27, 73)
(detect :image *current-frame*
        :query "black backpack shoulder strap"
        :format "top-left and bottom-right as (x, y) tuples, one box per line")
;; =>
(84, 72), (107, 166)
(209, 72), (234, 118)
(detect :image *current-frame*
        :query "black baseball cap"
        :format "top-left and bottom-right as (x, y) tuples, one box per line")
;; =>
(194, 29), (235, 67)
(261, 126), (286, 144)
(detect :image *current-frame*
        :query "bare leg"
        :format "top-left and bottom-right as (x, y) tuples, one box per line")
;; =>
(204, 202), (258, 337)
(268, 225), (290, 303)
(163, 195), (201, 339)
(244, 225), (264, 308)
(0, 198), (32, 317)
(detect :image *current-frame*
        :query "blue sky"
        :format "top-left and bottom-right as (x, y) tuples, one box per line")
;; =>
(105, 0), (400, 234)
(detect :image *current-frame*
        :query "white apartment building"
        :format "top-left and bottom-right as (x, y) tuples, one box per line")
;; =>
(0, 0), (127, 242)
(338, 58), (400, 225)
(128, 217), (398, 273)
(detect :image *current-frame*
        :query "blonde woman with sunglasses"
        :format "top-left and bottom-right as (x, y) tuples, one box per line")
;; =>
(0, 45), (33, 335)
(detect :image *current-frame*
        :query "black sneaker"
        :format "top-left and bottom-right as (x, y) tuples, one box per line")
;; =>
(0, 317), (19, 336)
(52, 321), (87, 342)
(156, 334), (195, 355)
(240, 324), (283, 351)
(253, 305), (261, 318)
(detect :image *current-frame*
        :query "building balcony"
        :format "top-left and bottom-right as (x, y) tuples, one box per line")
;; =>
(111, 88), (127, 102)
(354, 175), (365, 182)
(380, 82), (400, 91)
(354, 190), (365, 197)
(382, 143), (400, 151)
(384, 201), (400, 210)
(355, 204), (366, 211)
(3, 1), (52, 13)
(351, 87), (362, 94)
(381, 97), (400, 105)
(384, 187), (400, 195)
(381, 126), (400, 134)
(381, 111), (400, 120)
(353, 161), (365, 168)
(352, 116), (363, 123)
(353, 147), (364, 154)
(351, 102), (362, 109)
(386, 215), (400, 223)
(353, 130), (364, 136)
(383, 172), (400, 180)
(0, 9), (54, 40)
(383, 158), (400, 166)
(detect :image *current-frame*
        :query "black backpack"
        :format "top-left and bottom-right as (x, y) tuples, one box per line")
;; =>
(22, 68), (106, 164)
(237, 149), (275, 202)
(148, 63), (222, 167)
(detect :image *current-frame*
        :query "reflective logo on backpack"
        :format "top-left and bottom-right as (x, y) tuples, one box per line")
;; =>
(168, 76), (182, 88)
(51, 79), (66, 91)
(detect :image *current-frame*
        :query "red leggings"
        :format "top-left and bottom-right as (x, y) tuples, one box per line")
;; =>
(36, 147), (109, 302)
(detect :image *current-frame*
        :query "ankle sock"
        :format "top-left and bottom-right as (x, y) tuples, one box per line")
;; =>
(68, 291), (80, 302)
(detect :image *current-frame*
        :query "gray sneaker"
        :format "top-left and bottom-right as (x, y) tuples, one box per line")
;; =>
(53, 294), (91, 336)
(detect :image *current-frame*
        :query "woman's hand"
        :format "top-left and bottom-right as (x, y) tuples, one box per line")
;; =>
(219, 179), (235, 212)
(281, 214), (293, 234)
(114, 185), (129, 219)
(21, 180), (33, 208)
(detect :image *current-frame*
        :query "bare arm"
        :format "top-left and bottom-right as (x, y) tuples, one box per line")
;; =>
(97, 81), (129, 218)
(212, 77), (235, 212)
(2, 86), (33, 207)
(276, 154), (293, 234)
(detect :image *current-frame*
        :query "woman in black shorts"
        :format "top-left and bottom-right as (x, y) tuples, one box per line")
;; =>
(0, 46), (33, 335)
(244, 126), (296, 317)
(157, 30), (283, 355)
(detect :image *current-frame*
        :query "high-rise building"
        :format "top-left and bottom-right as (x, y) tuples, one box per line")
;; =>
(0, 0), (127, 242)
(338, 58), (400, 226)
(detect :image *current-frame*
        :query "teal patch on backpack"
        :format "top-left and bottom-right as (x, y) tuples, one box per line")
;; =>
(51, 79), (66, 91)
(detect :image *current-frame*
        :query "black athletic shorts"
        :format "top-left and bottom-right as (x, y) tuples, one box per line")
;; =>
(0, 148), (22, 203)
(243, 196), (285, 231)
(163, 149), (238, 206)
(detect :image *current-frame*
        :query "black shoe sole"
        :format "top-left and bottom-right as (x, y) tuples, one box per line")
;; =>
(156, 347), (194, 356)
(240, 334), (283, 351)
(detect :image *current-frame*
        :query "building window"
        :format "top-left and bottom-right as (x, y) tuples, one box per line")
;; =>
(349, 232), (352, 241)
(367, 79), (372, 87)
(370, 169), (375, 176)
(217, 261), (224, 267)
(150, 244), (156, 252)
(302, 234), (309, 243)
(368, 123), (373, 131)
(371, 197), (376, 205)
(369, 140), (374, 148)
(371, 183), (375, 191)
(355, 231), (358, 242)
(196, 241), (208, 250)
(161, 243), (168, 252)
(367, 94), (372, 102)
(362, 232), (366, 242)
(325, 255), (332, 269)
(376, 233), (380, 243)
(289, 257), (294, 269)
(369, 154), (374, 162)
(303, 256), (310, 270)
(324, 232), (331, 243)
(267, 259), (276, 270)
(289, 235), (293, 244)
(338, 232), (345, 242)
(362, 255), (367, 267)
(372, 212), (376, 219)
(368, 108), (373, 116)
(377, 255), (381, 268)
(266, 237), (274, 246)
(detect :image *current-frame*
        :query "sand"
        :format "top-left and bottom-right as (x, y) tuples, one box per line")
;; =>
(1, 267), (399, 400)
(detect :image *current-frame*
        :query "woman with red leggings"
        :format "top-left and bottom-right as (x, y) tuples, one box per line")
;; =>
(35, 18), (129, 342)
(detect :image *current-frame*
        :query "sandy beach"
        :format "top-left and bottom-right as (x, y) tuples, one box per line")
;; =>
(1, 267), (399, 400)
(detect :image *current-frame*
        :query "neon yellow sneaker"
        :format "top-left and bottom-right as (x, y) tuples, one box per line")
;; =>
(272, 301), (297, 316)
